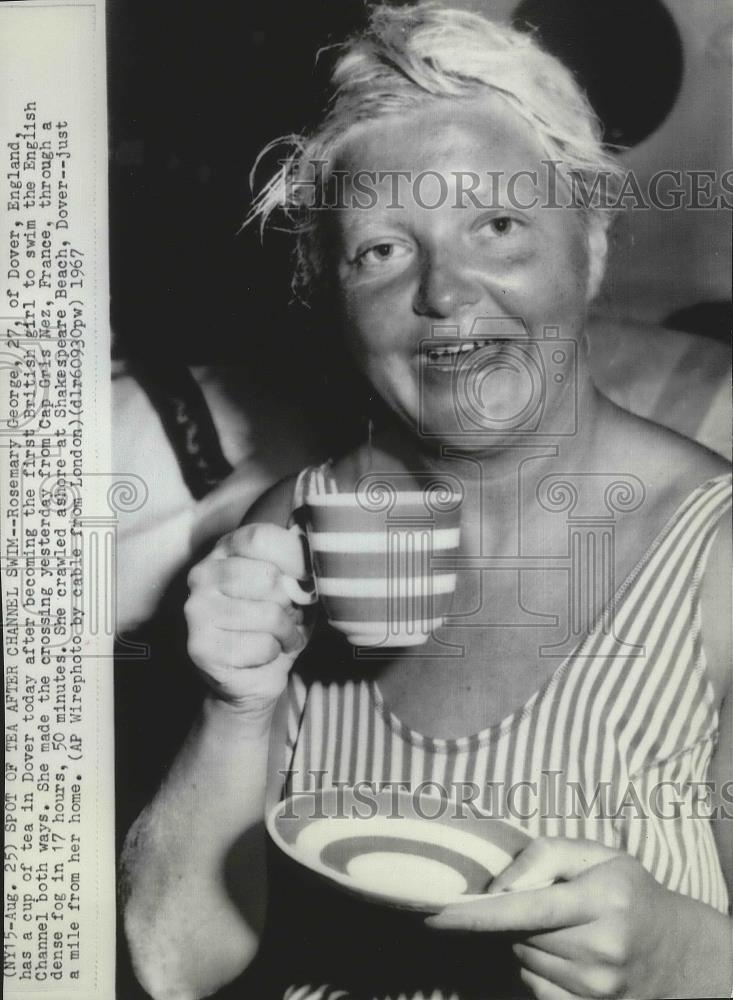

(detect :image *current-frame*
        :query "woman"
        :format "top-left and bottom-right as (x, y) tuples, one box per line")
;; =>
(122, 5), (732, 999)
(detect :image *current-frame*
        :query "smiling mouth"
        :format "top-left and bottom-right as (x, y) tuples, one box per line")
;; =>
(424, 339), (511, 365)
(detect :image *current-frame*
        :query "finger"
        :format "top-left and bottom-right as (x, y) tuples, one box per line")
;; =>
(188, 629), (283, 670)
(197, 556), (294, 606)
(207, 654), (292, 706)
(425, 882), (590, 933)
(281, 574), (318, 607)
(221, 523), (307, 579)
(523, 922), (606, 963)
(240, 609), (304, 656)
(519, 967), (585, 1000)
(514, 944), (608, 999)
(489, 837), (618, 893)
(205, 595), (305, 654)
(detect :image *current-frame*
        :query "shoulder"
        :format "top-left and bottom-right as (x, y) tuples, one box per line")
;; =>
(601, 398), (730, 495)
(242, 473), (303, 528)
(241, 449), (365, 527)
(599, 401), (731, 701)
(241, 443), (386, 526)
(622, 414), (731, 705)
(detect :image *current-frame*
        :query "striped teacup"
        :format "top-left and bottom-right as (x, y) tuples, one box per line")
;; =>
(302, 480), (462, 647)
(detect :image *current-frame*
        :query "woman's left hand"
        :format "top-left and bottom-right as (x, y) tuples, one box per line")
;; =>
(426, 837), (732, 999)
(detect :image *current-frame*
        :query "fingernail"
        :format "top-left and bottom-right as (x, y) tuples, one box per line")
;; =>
(483, 875), (508, 894)
(297, 531), (314, 579)
(487, 885), (511, 895)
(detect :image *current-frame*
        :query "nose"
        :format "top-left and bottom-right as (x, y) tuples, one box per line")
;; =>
(413, 250), (482, 320)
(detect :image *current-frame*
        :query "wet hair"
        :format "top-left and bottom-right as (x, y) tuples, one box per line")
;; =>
(246, 1), (623, 301)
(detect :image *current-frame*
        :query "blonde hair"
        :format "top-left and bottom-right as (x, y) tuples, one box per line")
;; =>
(246, 1), (623, 300)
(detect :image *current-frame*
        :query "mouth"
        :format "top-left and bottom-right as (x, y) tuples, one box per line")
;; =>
(422, 338), (511, 369)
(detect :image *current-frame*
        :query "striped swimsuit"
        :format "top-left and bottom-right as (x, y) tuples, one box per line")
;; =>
(273, 473), (731, 1000)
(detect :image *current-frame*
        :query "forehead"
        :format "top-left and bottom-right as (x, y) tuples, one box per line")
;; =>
(334, 95), (546, 181)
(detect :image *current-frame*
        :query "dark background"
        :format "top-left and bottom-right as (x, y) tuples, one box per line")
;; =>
(108, 0), (366, 367)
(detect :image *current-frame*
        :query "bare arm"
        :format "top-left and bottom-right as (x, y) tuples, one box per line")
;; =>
(121, 697), (286, 999)
(121, 477), (306, 1000)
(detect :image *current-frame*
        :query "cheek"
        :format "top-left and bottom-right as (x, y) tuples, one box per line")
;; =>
(557, 227), (591, 291)
(335, 300), (392, 382)
(339, 286), (408, 358)
(529, 230), (591, 317)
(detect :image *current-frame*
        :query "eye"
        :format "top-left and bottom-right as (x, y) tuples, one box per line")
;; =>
(363, 243), (394, 261)
(353, 241), (411, 269)
(474, 214), (528, 248)
(487, 216), (515, 236)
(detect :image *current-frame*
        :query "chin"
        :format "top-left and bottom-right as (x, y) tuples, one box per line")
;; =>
(409, 397), (531, 448)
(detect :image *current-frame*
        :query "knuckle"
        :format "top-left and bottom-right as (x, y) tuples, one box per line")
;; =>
(214, 631), (250, 669)
(232, 523), (256, 547)
(257, 633), (281, 663)
(217, 557), (246, 593)
(244, 632), (281, 667)
(264, 602), (288, 635)
(244, 522), (269, 551)
(594, 923), (628, 967)
(586, 966), (625, 998)
(216, 558), (235, 586)
(606, 880), (632, 915)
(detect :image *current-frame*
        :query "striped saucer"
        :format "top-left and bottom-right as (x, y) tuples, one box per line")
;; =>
(267, 786), (534, 913)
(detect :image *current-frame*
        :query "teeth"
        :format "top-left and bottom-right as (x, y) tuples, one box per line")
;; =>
(427, 339), (504, 360)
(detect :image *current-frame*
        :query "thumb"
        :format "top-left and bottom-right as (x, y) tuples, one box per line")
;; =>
(489, 836), (618, 893)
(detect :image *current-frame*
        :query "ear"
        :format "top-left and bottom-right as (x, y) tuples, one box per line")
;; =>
(585, 218), (608, 303)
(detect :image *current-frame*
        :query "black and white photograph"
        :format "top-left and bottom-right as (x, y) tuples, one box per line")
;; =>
(3, 2), (732, 999)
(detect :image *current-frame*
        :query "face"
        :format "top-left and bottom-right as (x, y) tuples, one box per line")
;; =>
(327, 97), (604, 450)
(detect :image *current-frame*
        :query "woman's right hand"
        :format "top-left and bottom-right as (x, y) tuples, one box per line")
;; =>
(184, 522), (313, 713)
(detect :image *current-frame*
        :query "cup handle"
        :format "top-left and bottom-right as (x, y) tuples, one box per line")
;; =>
(282, 519), (318, 606)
